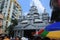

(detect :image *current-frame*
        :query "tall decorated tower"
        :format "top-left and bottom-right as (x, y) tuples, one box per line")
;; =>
(42, 9), (49, 23)
(27, 2), (40, 24)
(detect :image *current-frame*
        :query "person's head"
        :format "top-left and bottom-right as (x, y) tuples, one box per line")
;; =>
(51, 39), (60, 40)
(50, 0), (60, 8)
(42, 37), (50, 40)
(33, 36), (42, 40)
(4, 35), (10, 39)
(52, 39), (56, 40)
(0, 37), (3, 40)
(0, 14), (3, 27)
(15, 36), (21, 40)
(29, 36), (34, 40)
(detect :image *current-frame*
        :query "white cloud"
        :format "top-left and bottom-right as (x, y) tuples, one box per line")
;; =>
(23, 12), (28, 16)
(30, 0), (45, 13)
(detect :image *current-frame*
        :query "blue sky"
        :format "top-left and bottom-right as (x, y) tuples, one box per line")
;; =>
(40, 0), (51, 16)
(17, 0), (51, 16)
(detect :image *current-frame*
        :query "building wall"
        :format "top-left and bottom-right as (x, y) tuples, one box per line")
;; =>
(0, 0), (21, 31)
(0, 14), (3, 27)
(0, 14), (5, 34)
(0, 0), (5, 12)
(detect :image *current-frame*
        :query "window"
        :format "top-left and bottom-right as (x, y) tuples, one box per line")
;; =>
(7, 0), (8, 1)
(12, 16), (14, 18)
(34, 19), (43, 23)
(21, 22), (28, 24)
(34, 21), (43, 23)
(0, 11), (2, 13)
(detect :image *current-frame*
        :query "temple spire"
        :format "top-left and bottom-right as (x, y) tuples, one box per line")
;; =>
(43, 9), (46, 13)
(30, 0), (35, 7)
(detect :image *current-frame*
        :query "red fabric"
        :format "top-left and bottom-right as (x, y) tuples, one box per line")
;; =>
(58, 0), (60, 7)
(33, 29), (44, 35)
(38, 29), (44, 34)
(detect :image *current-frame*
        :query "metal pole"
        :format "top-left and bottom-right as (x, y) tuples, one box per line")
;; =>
(13, 30), (15, 37)
(36, 26), (38, 35)
(22, 30), (24, 37)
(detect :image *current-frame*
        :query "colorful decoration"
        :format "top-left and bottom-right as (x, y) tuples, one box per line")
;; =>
(45, 22), (60, 31)
(34, 22), (60, 39)
(38, 29), (44, 34)
(40, 30), (49, 37)
(46, 31), (60, 39)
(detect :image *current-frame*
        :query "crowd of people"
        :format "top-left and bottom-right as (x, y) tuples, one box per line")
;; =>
(0, 34), (59, 40)
(0, 35), (21, 40)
